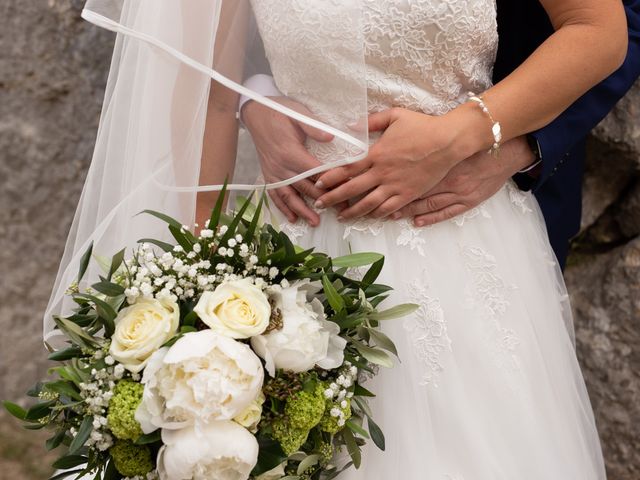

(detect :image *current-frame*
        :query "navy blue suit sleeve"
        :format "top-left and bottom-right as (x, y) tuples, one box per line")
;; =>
(528, 0), (640, 190)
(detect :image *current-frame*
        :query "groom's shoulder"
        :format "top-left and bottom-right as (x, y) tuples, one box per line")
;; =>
(495, 0), (552, 32)
(494, 0), (554, 77)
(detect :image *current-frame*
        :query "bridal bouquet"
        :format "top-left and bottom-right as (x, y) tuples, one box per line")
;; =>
(5, 189), (416, 480)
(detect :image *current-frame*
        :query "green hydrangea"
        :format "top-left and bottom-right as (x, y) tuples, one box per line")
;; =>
(319, 398), (352, 434)
(284, 383), (326, 431)
(109, 440), (154, 477)
(271, 418), (310, 455)
(107, 379), (144, 441)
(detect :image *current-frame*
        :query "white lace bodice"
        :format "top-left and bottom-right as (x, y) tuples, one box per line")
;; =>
(251, 0), (498, 119)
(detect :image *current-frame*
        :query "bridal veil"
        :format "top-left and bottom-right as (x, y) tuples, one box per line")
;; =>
(44, 0), (369, 345)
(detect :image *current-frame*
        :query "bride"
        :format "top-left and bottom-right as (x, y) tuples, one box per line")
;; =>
(50, 0), (628, 478)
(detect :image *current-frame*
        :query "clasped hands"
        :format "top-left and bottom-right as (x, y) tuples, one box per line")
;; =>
(242, 97), (536, 228)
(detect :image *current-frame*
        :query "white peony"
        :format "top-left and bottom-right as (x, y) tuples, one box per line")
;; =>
(135, 330), (264, 432)
(157, 421), (259, 480)
(251, 280), (346, 376)
(109, 297), (180, 373)
(194, 278), (271, 339)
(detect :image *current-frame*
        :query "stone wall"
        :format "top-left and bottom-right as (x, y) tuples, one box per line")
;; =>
(0, 1), (638, 479)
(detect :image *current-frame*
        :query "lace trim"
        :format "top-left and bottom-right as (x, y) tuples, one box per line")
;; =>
(343, 218), (428, 257)
(343, 217), (385, 238)
(396, 219), (428, 256)
(461, 245), (521, 375)
(404, 276), (452, 387)
(506, 182), (533, 214)
(450, 205), (491, 227)
(280, 220), (310, 244)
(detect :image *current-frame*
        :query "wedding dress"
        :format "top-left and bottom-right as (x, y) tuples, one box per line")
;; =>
(249, 0), (608, 478)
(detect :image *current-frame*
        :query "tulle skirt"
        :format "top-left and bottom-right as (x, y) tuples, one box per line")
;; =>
(275, 181), (606, 480)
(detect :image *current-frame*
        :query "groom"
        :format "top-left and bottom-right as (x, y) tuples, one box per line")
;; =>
(240, 0), (640, 269)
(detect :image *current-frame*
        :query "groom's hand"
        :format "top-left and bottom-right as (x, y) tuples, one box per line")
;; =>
(242, 97), (334, 226)
(392, 136), (536, 226)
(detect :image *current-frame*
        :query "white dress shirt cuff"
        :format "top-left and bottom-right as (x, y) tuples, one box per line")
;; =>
(238, 74), (282, 122)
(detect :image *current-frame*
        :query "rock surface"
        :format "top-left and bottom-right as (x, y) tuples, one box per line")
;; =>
(0, 1), (639, 479)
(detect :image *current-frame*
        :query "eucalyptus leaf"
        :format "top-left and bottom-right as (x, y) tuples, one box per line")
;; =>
(169, 225), (194, 252)
(297, 454), (321, 475)
(368, 329), (399, 357)
(78, 242), (94, 282)
(353, 384), (376, 398)
(45, 380), (82, 401)
(48, 347), (83, 362)
(345, 419), (370, 439)
(244, 193), (264, 242)
(51, 455), (89, 470)
(91, 281), (125, 297)
(219, 194), (252, 247)
(107, 248), (126, 281)
(208, 180), (229, 233)
(135, 430), (161, 445)
(74, 294), (117, 336)
(48, 468), (85, 480)
(137, 238), (174, 252)
(368, 303), (419, 321)
(26, 382), (44, 397)
(139, 209), (183, 230)
(362, 257), (384, 287)
(353, 397), (373, 418)
(68, 416), (93, 454)
(341, 427), (362, 469)
(332, 252), (383, 269)
(322, 275), (345, 313)
(24, 400), (56, 421)
(46, 430), (67, 451)
(353, 341), (393, 368)
(3, 401), (26, 420)
(367, 416), (386, 451)
(23, 423), (47, 430)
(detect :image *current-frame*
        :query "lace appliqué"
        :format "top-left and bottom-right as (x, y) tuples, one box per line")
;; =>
(396, 219), (427, 256)
(506, 182), (533, 214)
(343, 217), (385, 238)
(343, 218), (427, 256)
(404, 277), (452, 387)
(461, 245), (521, 375)
(280, 220), (309, 244)
(450, 205), (491, 227)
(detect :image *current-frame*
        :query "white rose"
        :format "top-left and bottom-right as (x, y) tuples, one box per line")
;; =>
(194, 279), (271, 339)
(255, 462), (286, 480)
(135, 330), (264, 432)
(109, 297), (180, 373)
(158, 421), (259, 480)
(251, 280), (346, 376)
(233, 392), (265, 433)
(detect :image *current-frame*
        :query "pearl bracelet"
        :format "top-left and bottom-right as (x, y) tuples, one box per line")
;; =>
(467, 92), (502, 156)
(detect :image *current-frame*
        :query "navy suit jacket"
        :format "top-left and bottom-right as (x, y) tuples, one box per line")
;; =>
(494, 0), (640, 268)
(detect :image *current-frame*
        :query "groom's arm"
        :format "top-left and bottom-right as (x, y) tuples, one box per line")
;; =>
(520, 0), (640, 191)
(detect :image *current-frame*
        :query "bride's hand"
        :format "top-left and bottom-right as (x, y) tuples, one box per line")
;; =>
(314, 105), (487, 220)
